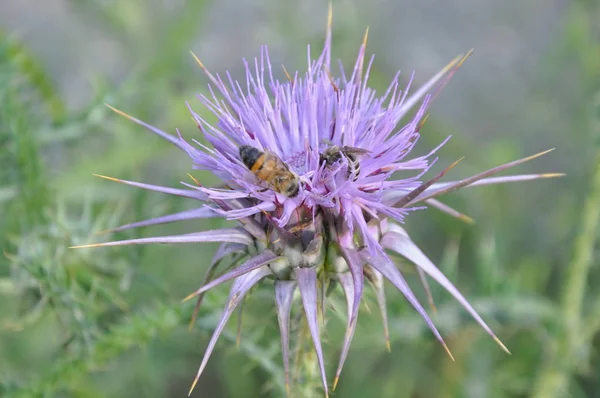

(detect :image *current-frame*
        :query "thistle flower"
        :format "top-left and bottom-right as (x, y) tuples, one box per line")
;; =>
(73, 6), (562, 397)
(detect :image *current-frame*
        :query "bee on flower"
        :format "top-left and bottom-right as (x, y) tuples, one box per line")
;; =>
(73, 5), (562, 397)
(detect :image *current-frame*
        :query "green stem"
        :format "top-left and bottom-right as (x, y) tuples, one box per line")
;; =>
(531, 154), (600, 397)
(531, 1), (600, 395)
(563, 156), (600, 330)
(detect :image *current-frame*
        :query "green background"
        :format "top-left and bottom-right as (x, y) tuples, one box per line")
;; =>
(0, 1), (598, 397)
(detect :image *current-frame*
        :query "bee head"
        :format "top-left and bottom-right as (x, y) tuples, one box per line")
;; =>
(320, 147), (342, 166)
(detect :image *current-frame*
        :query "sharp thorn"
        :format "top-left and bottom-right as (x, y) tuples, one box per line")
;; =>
(332, 375), (340, 391)
(92, 174), (122, 183)
(459, 214), (476, 225)
(69, 243), (105, 249)
(188, 377), (199, 396)
(187, 173), (202, 187)
(94, 229), (113, 236)
(282, 64), (293, 83)
(105, 103), (136, 121)
(493, 335), (511, 355)
(442, 342), (456, 362)
(539, 173), (566, 178)
(417, 113), (431, 131)
(189, 51), (206, 70)
(182, 291), (198, 303)
(362, 27), (370, 48)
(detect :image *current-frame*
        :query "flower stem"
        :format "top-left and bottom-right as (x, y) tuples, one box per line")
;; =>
(531, 153), (600, 397)
(531, 1), (600, 394)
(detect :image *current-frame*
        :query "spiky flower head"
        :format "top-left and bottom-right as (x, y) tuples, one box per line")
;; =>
(74, 6), (562, 397)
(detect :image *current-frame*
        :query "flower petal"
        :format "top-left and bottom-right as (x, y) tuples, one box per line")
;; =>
(188, 266), (272, 396)
(102, 206), (217, 234)
(183, 251), (279, 302)
(70, 228), (253, 249)
(362, 251), (454, 360)
(381, 228), (509, 353)
(295, 267), (329, 398)
(275, 280), (297, 394)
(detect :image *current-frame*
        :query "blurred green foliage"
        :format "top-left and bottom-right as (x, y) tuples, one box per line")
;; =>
(0, 1), (599, 397)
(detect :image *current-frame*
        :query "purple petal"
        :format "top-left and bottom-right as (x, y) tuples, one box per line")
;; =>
(104, 206), (217, 233)
(364, 265), (390, 351)
(381, 230), (509, 353)
(188, 266), (272, 396)
(184, 251), (279, 301)
(93, 174), (207, 200)
(275, 280), (297, 394)
(362, 251), (454, 360)
(333, 271), (358, 390)
(295, 267), (329, 397)
(71, 228), (253, 249)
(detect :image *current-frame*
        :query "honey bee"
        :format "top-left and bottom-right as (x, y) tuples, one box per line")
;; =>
(239, 145), (300, 197)
(319, 145), (370, 181)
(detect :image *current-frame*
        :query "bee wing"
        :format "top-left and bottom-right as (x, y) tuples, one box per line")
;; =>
(265, 150), (296, 173)
(343, 146), (371, 156)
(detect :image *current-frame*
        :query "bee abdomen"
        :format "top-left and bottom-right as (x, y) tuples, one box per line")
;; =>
(286, 181), (300, 197)
(239, 145), (263, 170)
(346, 153), (360, 181)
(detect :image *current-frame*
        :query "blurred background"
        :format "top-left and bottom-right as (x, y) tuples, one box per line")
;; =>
(0, 0), (597, 397)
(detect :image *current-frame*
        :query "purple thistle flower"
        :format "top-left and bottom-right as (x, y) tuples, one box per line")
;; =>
(73, 6), (563, 397)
